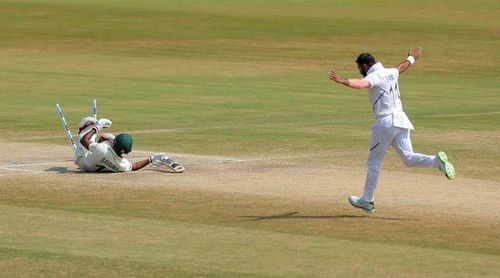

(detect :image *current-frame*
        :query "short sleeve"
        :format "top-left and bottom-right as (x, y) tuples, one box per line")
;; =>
(118, 158), (133, 172)
(390, 68), (400, 80)
(89, 142), (106, 155)
(363, 74), (378, 88)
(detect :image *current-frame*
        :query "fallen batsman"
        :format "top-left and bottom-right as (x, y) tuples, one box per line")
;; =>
(57, 101), (184, 173)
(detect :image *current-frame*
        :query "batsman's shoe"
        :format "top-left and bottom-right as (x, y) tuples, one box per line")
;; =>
(348, 195), (374, 213)
(437, 151), (455, 180)
(161, 157), (185, 173)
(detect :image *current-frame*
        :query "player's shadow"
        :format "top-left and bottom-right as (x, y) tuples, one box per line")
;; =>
(237, 211), (413, 222)
(46, 167), (68, 173)
(45, 167), (176, 174)
(46, 167), (88, 174)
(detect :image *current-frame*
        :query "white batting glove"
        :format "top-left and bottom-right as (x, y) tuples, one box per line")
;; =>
(150, 153), (165, 166)
(93, 118), (112, 132)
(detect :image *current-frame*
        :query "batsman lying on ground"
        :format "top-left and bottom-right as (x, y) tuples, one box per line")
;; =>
(74, 117), (184, 173)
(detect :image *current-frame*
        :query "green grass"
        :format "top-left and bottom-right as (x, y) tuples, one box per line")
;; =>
(1, 206), (495, 277)
(1, 182), (499, 276)
(0, 0), (499, 276)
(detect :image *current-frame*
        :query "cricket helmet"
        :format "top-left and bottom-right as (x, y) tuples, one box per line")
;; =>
(113, 133), (133, 155)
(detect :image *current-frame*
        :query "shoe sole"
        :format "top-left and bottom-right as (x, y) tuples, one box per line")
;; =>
(438, 151), (455, 180)
(348, 197), (374, 213)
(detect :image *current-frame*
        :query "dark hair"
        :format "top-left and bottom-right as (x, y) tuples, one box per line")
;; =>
(356, 53), (376, 66)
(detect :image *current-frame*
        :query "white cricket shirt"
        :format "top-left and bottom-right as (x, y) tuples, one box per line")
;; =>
(76, 141), (133, 172)
(363, 62), (414, 130)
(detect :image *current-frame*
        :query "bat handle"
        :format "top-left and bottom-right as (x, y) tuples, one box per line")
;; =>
(92, 99), (97, 119)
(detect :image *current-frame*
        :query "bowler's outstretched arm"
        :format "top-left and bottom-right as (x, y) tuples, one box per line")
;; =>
(397, 47), (422, 74)
(328, 71), (371, 89)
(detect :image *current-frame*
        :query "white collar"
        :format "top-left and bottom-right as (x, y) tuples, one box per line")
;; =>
(366, 62), (383, 75)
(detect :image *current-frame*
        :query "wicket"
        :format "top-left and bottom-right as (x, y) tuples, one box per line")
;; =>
(55, 103), (78, 157)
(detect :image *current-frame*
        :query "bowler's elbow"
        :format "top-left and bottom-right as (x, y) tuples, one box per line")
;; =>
(348, 79), (372, 89)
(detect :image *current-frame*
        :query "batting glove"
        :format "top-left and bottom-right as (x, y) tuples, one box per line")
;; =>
(150, 153), (165, 166)
(93, 118), (112, 132)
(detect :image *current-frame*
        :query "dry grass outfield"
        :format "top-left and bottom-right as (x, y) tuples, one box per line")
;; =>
(1, 0), (499, 275)
(1, 141), (498, 276)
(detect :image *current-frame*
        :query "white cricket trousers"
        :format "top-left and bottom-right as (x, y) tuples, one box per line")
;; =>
(362, 126), (438, 202)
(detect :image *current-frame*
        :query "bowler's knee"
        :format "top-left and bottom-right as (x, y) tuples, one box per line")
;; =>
(400, 154), (414, 167)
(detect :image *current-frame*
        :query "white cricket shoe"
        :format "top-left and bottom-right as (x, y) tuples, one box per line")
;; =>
(437, 151), (455, 180)
(348, 195), (374, 213)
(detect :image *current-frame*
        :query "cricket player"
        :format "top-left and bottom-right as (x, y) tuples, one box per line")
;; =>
(328, 47), (455, 213)
(74, 117), (184, 173)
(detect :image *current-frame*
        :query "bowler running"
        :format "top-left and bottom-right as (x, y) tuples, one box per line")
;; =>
(328, 47), (455, 213)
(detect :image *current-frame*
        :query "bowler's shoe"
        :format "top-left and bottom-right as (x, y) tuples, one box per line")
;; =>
(437, 151), (455, 180)
(348, 195), (374, 213)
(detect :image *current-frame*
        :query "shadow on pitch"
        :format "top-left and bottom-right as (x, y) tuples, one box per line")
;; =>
(237, 211), (413, 222)
(46, 167), (69, 173)
(46, 167), (94, 174)
(45, 167), (178, 174)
